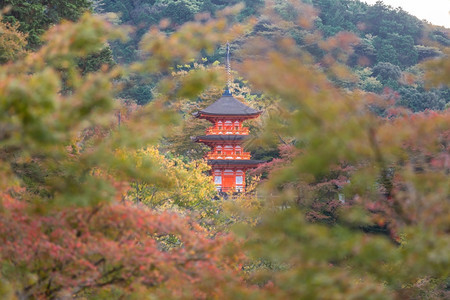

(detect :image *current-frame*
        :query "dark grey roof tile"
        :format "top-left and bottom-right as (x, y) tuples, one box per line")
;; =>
(196, 91), (261, 116)
(207, 159), (263, 166)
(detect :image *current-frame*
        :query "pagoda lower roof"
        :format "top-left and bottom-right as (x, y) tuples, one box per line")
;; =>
(193, 135), (248, 142)
(207, 159), (263, 166)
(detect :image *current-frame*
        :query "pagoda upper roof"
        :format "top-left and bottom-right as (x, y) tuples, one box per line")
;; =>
(194, 90), (262, 118)
(193, 135), (248, 142)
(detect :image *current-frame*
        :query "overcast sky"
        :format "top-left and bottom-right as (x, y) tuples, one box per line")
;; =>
(363, 0), (449, 28)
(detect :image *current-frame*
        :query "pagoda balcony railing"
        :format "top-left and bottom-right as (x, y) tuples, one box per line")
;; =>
(205, 127), (249, 135)
(216, 186), (245, 193)
(206, 152), (251, 160)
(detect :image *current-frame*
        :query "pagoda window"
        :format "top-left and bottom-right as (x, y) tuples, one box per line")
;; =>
(236, 176), (243, 185)
(224, 146), (233, 154)
(236, 151), (241, 155)
(225, 120), (232, 131)
(214, 170), (222, 185)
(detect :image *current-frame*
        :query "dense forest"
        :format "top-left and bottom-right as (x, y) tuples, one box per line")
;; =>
(89, 0), (449, 112)
(0, 0), (449, 299)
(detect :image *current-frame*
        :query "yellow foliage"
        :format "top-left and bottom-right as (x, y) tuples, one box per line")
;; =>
(125, 147), (219, 226)
(0, 20), (27, 64)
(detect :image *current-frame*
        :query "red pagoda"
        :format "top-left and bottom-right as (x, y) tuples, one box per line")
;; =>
(193, 90), (263, 192)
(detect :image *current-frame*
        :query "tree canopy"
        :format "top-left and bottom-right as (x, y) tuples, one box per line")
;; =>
(0, 1), (449, 299)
